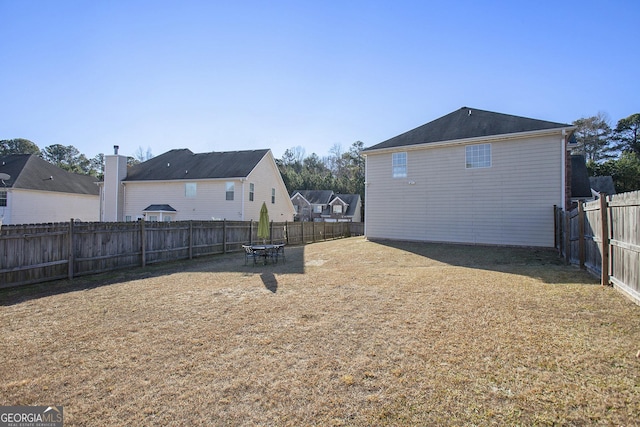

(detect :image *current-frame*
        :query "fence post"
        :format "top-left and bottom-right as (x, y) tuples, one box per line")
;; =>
(563, 211), (570, 264)
(578, 202), (585, 269)
(68, 219), (74, 280)
(553, 205), (558, 251)
(223, 219), (227, 254)
(189, 221), (193, 260)
(600, 193), (610, 286)
(301, 221), (304, 244)
(140, 219), (146, 267)
(285, 221), (289, 245)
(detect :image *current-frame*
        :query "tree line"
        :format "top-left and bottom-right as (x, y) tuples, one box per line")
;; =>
(572, 112), (640, 193)
(0, 138), (366, 199)
(0, 140), (153, 179)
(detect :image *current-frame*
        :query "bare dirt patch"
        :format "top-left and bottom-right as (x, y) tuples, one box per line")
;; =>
(1, 237), (639, 426)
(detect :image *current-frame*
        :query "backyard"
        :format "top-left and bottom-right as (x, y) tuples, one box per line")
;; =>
(1, 237), (639, 426)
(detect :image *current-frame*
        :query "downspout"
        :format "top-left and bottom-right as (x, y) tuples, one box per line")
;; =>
(241, 179), (245, 221)
(122, 182), (126, 221)
(363, 154), (368, 237)
(561, 129), (566, 210)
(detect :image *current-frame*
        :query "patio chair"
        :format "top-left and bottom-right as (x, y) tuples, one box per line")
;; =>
(270, 243), (286, 264)
(242, 245), (259, 266)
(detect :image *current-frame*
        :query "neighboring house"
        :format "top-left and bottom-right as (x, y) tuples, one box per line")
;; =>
(0, 154), (100, 225)
(361, 107), (576, 248)
(290, 190), (362, 222)
(100, 147), (295, 222)
(589, 176), (616, 197)
(570, 155), (616, 203)
(290, 190), (333, 222)
(570, 154), (594, 206)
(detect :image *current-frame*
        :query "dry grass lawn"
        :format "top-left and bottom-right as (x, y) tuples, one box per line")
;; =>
(1, 237), (639, 426)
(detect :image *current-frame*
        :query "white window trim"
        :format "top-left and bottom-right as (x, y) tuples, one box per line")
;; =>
(226, 182), (235, 201)
(185, 182), (197, 198)
(392, 152), (407, 178)
(465, 143), (492, 169)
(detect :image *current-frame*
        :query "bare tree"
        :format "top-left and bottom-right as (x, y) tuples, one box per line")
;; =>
(572, 112), (616, 162)
(134, 146), (154, 162)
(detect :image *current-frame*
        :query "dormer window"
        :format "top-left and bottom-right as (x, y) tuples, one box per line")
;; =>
(333, 204), (343, 214)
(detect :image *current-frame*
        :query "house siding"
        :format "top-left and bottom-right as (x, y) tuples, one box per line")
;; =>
(244, 153), (295, 222)
(7, 189), (100, 224)
(365, 134), (562, 247)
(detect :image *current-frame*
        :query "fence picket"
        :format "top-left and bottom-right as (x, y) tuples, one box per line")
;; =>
(555, 190), (640, 304)
(0, 220), (363, 289)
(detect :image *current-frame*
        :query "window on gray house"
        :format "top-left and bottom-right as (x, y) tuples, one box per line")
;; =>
(0, 189), (6, 207)
(465, 144), (492, 168)
(392, 152), (407, 178)
(333, 204), (343, 214)
(249, 183), (254, 201)
(185, 182), (197, 198)
(271, 188), (275, 204)
(226, 182), (235, 200)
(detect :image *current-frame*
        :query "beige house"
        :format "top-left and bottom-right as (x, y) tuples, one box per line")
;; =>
(0, 154), (100, 225)
(361, 107), (576, 247)
(100, 147), (295, 223)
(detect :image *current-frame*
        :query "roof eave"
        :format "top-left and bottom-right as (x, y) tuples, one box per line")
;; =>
(361, 126), (577, 156)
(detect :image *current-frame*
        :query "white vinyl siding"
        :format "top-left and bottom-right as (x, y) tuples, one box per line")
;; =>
(365, 134), (562, 247)
(6, 189), (99, 225)
(125, 180), (244, 221)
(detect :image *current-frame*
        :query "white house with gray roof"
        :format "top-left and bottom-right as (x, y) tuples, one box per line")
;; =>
(362, 107), (576, 247)
(0, 154), (100, 225)
(100, 147), (295, 223)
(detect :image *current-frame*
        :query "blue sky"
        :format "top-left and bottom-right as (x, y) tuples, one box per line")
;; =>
(1, 0), (638, 161)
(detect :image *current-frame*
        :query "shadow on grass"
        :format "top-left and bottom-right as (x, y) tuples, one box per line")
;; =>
(369, 239), (599, 285)
(0, 245), (306, 306)
(260, 272), (278, 293)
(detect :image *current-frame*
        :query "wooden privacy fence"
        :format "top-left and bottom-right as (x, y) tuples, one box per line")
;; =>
(0, 220), (363, 289)
(555, 190), (640, 305)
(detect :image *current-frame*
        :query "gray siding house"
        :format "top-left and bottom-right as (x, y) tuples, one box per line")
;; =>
(361, 107), (576, 247)
(290, 190), (362, 222)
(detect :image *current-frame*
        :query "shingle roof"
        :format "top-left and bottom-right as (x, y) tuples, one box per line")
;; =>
(332, 194), (360, 216)
(589, 176), (616, 195)
(570, 155), (593, 199)
(0, 154), (99, 195)
(290, 190), (334, 205)
(143, 204), (177, 212)
(124, 149), (270, 181)
(364, 107), (573, 151)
